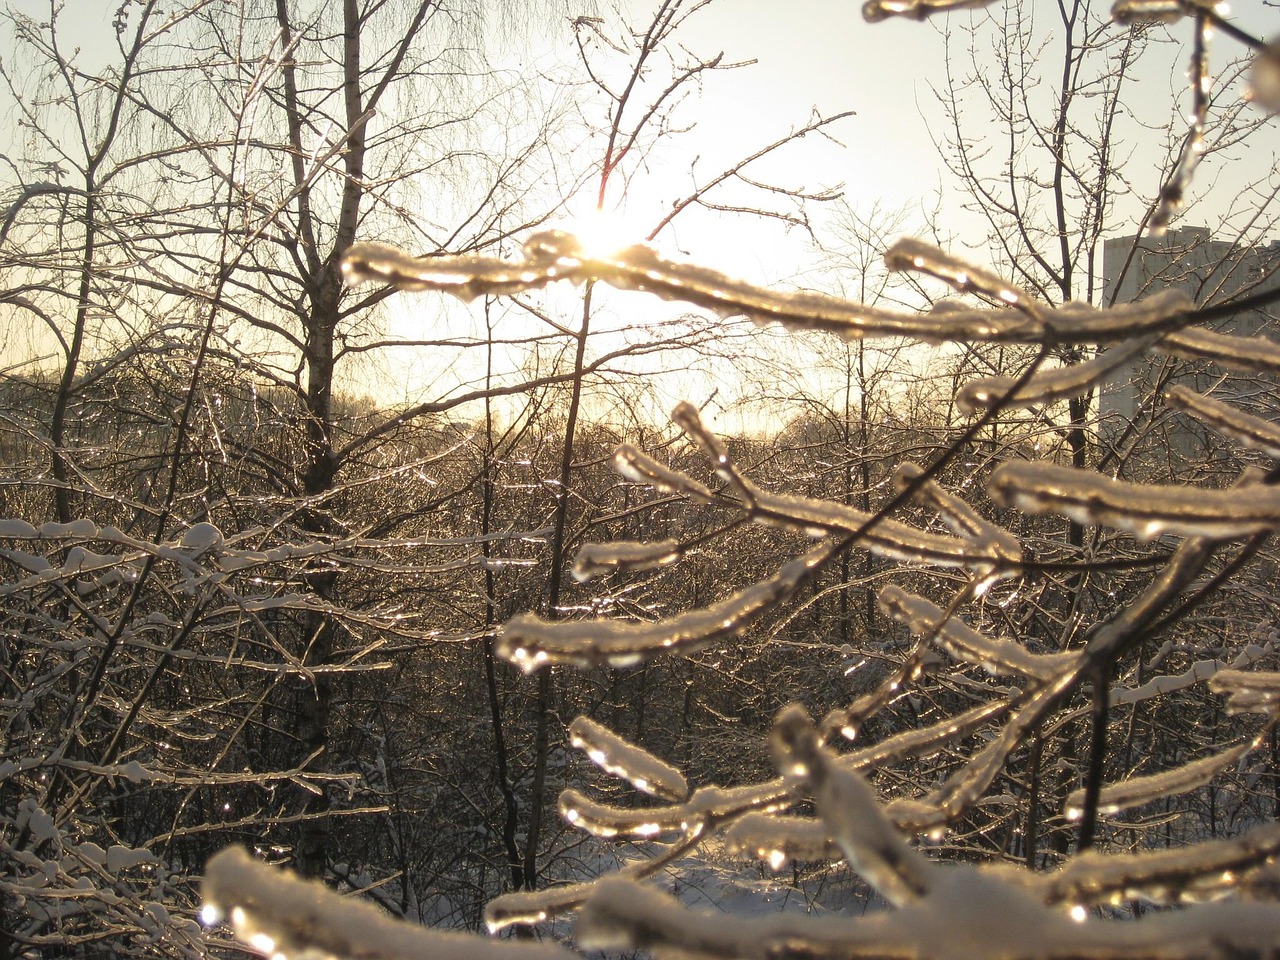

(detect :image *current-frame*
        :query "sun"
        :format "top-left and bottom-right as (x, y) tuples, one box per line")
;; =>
(558, 205), (651, 259)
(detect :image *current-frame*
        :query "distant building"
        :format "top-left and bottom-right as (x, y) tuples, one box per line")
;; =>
(1098, 226), (1280, 467)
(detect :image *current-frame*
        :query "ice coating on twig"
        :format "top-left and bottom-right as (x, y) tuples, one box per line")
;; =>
(884, 238), (1030, 310)
(572, 539), (682, 581)
(672, 401), (751, 494)
(496, 542), (835, 672)
(576, 862), (1280, 960)
(558, 782), (787, 839)
(1164, 385), (1280, 458)
(1248, 42), (1280, 110)
(483, 879), (597, 932)
(772, 705), (932, 906)
(989, 460), (1280, 539)
(863, 0), (998, 22)
(957, 336), (1158, 414)
(202, 846), (577, 960)
(1043, 821), (1280, 907)
(1209, 670), (1280, 715)
(1149, 13), (1212, 232)
(1065, 739), (1257, 820)
(893, 463), (1022, 565)
(1110, 0), (1187, 25)
(613, 444), (716, 502)
(1162, 325), (1280, 374)
(744, 481), (1015, 575)
(878, 585), (1076, 681)
(722, 812), (841, 865)
(568, 716), (689, 801)
(342, 235), (1193, 346)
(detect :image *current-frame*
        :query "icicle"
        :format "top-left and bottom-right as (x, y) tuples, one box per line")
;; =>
(571, 539), (681, 582)
(203, 846), (577, 960)
(878, 586), (1076, 681)
(772, 705), (933, 906)
(1209, 670), (1280, 715)
(989, 461), (1280, 539)
(1064, 739), (1256, 820)
(496, 542), (835, 672)
(1164, 386), (1280, 458)
(567, 716), (688, 801)
(957, 337), (1158, 414)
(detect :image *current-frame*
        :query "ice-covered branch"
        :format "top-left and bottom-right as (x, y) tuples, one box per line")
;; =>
(1164, 386), (1280, 459)
(567, 716), (688, 801)
(957, 336), (1158, 413)
(496, 541), (837, 672)
(772, 705), (933, 906)
(576, 866), (1280, 960)
(1064, 738), (1260, 821)
(989, 461), (1280, 540)
(878, 585), (1077, 682)
(202, 847), (576, 960)
(1209, 670), (1280, 716)
(342, 235), (1194, 347)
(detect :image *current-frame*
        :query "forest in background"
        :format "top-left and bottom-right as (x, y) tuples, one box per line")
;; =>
(3, 1), (1280, 958)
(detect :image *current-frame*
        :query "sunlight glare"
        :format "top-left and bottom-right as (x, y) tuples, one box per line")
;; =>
(561, 208), (647, 259)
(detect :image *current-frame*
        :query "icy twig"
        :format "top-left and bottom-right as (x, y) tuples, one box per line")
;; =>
(957, 336), (1159, 413)
(571, 538), (682, 581)
(342, 235), (1193, 346)
(576, 866), (1280, 960)
(989, 461), (1280, 539)
(722, 812), (842, 865)
(672, 401), (752, 498)
(484, 826), (707, 930)
(202, 846), (576, 960)
(878, 585), (1077, 682)
(772, 705), (932, 906)
(567, 716), (688, 801)
(1209, 670), (1280, 715)
(1042, 821), (1280, 907)
(557, 781), (787, 840)
(612, 444), (717, 503)
(863, 0), (998, 23)
(884, 238), (1034, 314)
(496, 541), (837, 672)
(892, 463), (1022, 565)
(743, 481), (1017, 576)
(1064, 738), (1260, 821)
(1161, 325), (1280, 375)
(1164, 385), (1280, 458)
